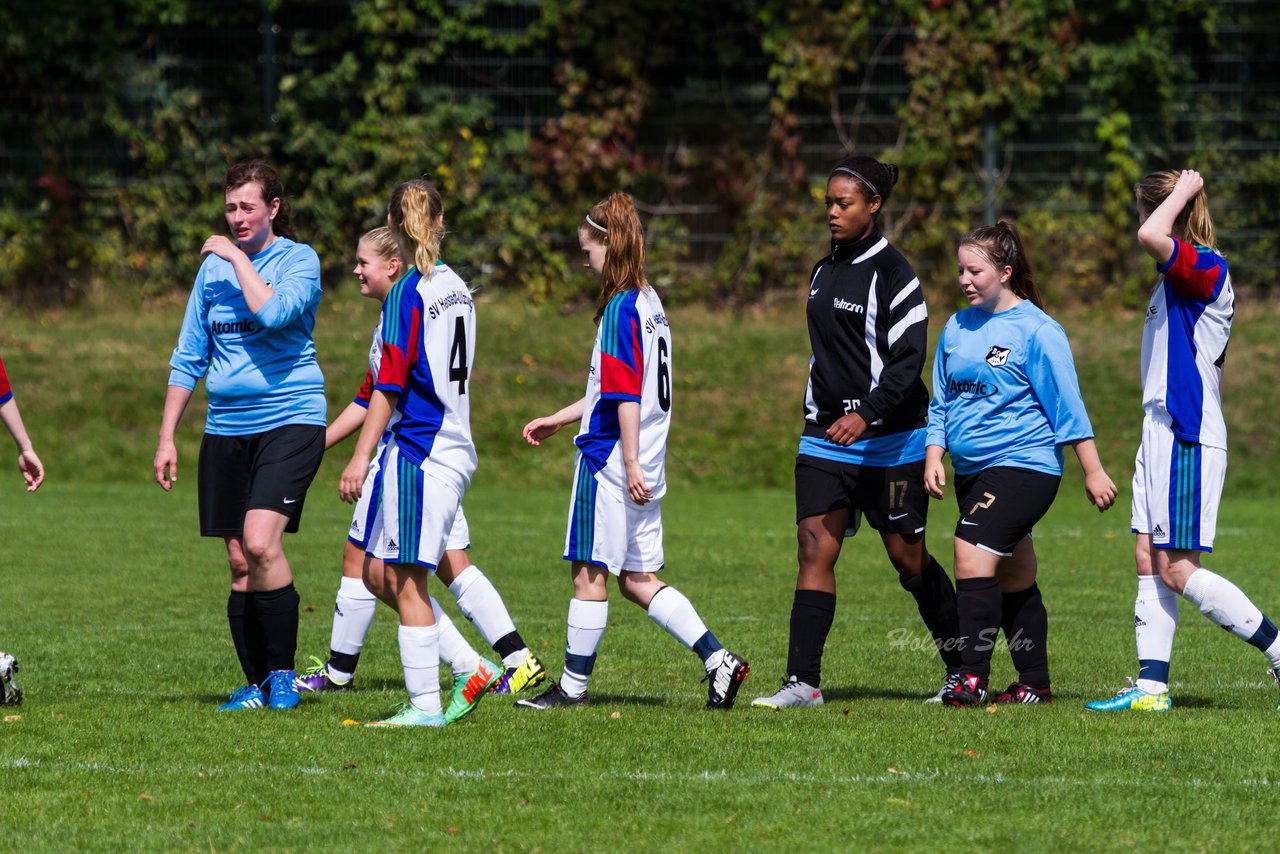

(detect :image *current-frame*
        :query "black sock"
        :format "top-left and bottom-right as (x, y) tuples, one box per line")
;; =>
(786, 589), (836, 688)
(899, 557), (962, 671)
(227, 590), (259, 685)
(956, 577), (1001, 679)
(1001, 583), (1050, 690)
(328, 649), (360, 676)
(253, 583), (300, 674)
(492, 630), (526, 661)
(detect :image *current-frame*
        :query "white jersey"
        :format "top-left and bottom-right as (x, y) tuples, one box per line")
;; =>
(372, 262), (477, 483)
(1140, 238), (1232, 449)
(573, 287), (672, 499)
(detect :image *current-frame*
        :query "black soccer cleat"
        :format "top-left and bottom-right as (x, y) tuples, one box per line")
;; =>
(704, 649), (750, 710)
(514, 682), (588, 710)
(941, 672), (989, 707)
(992, 681), (1053, 704)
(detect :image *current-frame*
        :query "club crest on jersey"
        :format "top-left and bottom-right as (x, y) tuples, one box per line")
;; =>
(984, 346), (1011, 367)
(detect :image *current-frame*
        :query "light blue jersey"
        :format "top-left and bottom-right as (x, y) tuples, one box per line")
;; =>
(927, 300), (1092, 476)
(168, 236), (326, 435)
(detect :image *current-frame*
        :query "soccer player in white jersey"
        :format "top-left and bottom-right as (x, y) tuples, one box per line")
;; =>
(1087, 170), (1280, 712)
(517, 192), (750, 710)
(1, 349), (45, 704)
(299, 227), (543, 724)
(338, 181), (496, 727)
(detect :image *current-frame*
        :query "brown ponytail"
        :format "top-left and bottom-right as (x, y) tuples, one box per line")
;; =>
(583, 192), (647, 324)
(959, 220), (1043, 309)
(225, 160), (295, 241)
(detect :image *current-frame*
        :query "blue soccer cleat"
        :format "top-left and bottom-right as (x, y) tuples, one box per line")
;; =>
(265, 669), (300, 710)
(217, 684), (267, 711)
(1085, 679), (1171, 712)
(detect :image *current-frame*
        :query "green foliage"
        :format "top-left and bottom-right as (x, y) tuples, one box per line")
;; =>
(0, 0), (1270, 304)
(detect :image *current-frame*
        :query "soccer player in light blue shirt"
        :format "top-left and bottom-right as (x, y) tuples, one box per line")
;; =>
(924, 222), (1116, 706)
(154, 161), (326, 713)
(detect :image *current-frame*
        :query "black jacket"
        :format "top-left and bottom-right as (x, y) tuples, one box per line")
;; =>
(802, 228), (930, 441)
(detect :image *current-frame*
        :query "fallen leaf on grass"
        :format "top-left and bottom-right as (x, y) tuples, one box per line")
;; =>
(3, 715), (20, 723)
(343, 763), (357, 770)
(446, 826), (459, 836)
(138, 792), (154, 801)
(887, 797), (914, 808)
(610, 711), (621, 719)
(887, 767), (900, 775)
(963, 748), (980, 758)
(342, 719), (360, 726)
(985, 704), (1000, 714)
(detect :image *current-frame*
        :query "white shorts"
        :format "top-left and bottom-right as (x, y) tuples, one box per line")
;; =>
(349, 445), (471, 552)
(1131, 414), (1225, 552)
(363, 441), (468, 570)
(563, 454), (664, 575)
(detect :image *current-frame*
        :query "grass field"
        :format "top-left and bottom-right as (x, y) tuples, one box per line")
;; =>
(3, 480), (1280, 851)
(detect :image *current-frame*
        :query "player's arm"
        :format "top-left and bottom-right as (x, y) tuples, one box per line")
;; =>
(617, 400), (650, 505)
(523, 396), (585, 446)
(0, 397), (44, 492)
(326, 401), (367, 450)
(1069, 438), (1116, 512)
(923, 444), (946, 500)
(1137, 170), (1202, 264)
(339, 389), (396, 503)
(154, 385), (193, 491)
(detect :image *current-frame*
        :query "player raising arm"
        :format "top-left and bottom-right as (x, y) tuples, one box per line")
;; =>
(1086, 169), (1280, 712)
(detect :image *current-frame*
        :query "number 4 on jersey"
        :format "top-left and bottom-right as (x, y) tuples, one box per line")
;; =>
(449, 316), (469, 395)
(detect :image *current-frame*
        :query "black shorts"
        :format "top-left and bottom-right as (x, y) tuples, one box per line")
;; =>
(198, 424), (326, 537)
(794, 455), (928, 536)
(953, 466), (1060, 556)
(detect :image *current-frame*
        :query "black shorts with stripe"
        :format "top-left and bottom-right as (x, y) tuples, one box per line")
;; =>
(197, 424), (325, 537)
(794, 454), (928, 536)
(952, 466), (1060, 556)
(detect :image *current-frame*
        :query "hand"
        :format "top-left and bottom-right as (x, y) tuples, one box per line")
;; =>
(625, 460), (652, 505)
(923, 459), (947, 500)
(154, 439), (178, 491)
(522, 416), (563, 446)
(1085, 469), (1117, 512)
(340, 457), (370, 504)
(17, 449), (43, 492)
(1172, 170), (1204, 203)
(201, 235), (245, 263)
(824, 412), (867, 447)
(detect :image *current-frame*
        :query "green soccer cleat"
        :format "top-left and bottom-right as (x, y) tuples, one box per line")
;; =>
(444, 658), (500, 724)
(365, 703), (447, 728)
(1085, 679), (1171, 712)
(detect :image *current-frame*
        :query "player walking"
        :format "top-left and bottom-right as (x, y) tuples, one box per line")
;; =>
(924, 222), (1116, 706)
(1087, 169), (1280, 712)
(299, 226), (543, 724)
(154, 161), (325, 712)
(0, 348), (46, 704)
(339, 181), (493, 727)
(517, 192), (750, 711)
(753, 155), (962, 710)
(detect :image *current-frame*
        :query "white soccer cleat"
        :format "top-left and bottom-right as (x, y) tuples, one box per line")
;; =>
(0, 653), (22, 706)
(751, 676), (823, 709)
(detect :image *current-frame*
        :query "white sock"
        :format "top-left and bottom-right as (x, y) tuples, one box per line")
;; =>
(1182, 568), (1274, 652)
(431, 596), (480, 678)
(646, 586), (709, 652)
(561, 599), (608, 698)
(501, 648), (531, 669)
(328, 577), (378, 681)
(449, 566), (517, 648)
(398, 624), (441, 714)
(1135, 575), (1179, 694)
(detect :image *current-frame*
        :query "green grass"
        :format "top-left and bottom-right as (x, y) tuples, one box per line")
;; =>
(3, 480), (1280, 851)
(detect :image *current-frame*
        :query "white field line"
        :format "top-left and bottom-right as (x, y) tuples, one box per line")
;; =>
(3, 757), (1280, 790)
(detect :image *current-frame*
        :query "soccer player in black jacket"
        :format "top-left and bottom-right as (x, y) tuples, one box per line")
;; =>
(752, 155), (962, 708)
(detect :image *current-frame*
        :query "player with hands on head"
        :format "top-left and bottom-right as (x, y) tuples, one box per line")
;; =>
(752, 154), (964, 711)
(516, 192), (750, 712)
(154, 160), (326, 712)
(925, 220), (1115, 707)
(1086, 169), (1280, 712)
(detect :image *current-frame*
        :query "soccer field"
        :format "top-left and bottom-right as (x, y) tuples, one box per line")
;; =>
(3, 481), (1278, 851)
